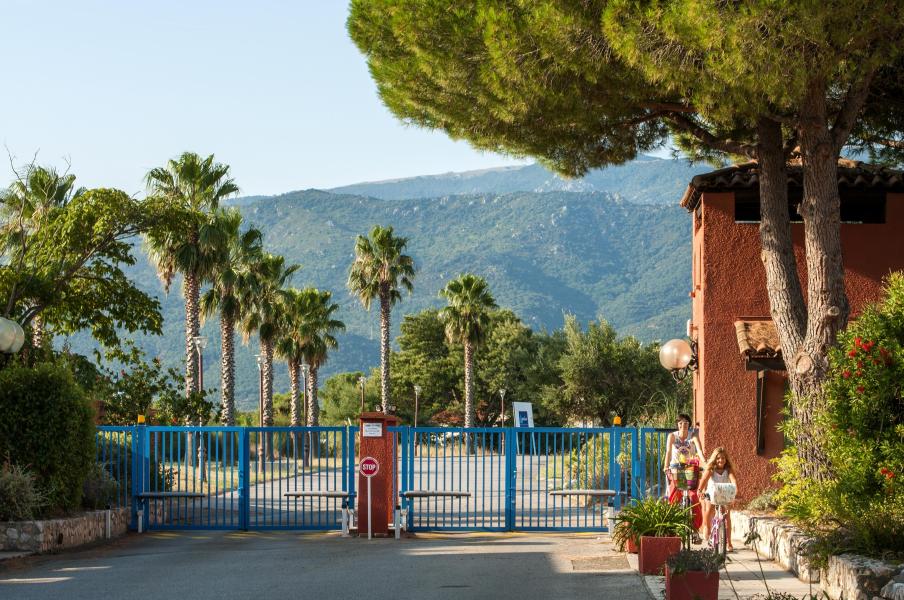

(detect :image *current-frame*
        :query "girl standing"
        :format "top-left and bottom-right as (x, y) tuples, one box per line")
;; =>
(662, 414), (705, 536)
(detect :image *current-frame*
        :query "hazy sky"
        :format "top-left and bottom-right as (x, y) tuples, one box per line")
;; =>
(0, 1), (531, 196)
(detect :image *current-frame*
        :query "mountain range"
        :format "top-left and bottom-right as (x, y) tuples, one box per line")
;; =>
(67, 156), (709, 411)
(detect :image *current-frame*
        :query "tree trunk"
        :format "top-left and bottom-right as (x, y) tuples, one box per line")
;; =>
(289, 358), (301, 427)
(30, 313), (45, 349)
(307, 363), (319, 426)
(379, 285), (392, 412)
(220, 315), (235, 426)
(261, 337), (274, 427)
(184, 270), (201, 398)
(464, 340), (475, 428)
(788, 81), (849, 481)
(757, 118), (806, 355)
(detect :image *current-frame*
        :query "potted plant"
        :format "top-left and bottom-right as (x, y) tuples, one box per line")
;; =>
(665, 549), (723, 600)
(626, 497), (692, 574)
(612, 516), (639, 553)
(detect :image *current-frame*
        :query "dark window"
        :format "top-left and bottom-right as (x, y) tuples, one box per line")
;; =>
(734, 187), (886, 224)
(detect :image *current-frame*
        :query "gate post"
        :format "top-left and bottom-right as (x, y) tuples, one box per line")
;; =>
(130, 424), (143, 531)
(357, 412), (398, 536)
(505, 427), (516, 531)
(239, 429), (249, 530)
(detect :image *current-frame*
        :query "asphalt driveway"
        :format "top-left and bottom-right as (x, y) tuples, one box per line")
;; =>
(0, 531), (650, 600)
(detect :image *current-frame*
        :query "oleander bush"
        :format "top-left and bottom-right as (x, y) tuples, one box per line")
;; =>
(775, 272), (904, 563)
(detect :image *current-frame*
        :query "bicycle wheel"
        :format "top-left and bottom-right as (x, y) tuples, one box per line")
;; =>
(681, 492), (694, 548)
(710, 510), (727, 559)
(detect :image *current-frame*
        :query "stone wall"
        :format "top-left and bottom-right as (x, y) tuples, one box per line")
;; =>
(732, 511), (904, 600)
(2, 508), (130, 553)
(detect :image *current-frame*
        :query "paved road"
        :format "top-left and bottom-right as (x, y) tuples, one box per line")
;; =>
(0, 531), (650, 600)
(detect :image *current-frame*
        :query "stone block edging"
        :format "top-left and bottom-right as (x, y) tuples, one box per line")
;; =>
(1, 508), (130, 554)
(732, 510), (903, 600)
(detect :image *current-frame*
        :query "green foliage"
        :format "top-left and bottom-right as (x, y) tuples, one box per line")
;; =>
(81, 462), (121, 510)
(0, 363), (95, 513)
(666, 548), (724, 575)
(1, 169), (163, 349)
(0, 461), (46, 521)
(95, 341), (185, 425)
(541, 315), (683, 425)
(615, 496), (692, 540)
(775, 272), (904, 561)
(745, 489), (779, 514)
(320, 372), (378, 425)
(347, 225), (415, 311)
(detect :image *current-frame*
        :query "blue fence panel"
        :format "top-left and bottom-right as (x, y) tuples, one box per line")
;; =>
(396, 427), (507, 531)
(94, 426), (135, 512)
(512, 428), (614, 531)
(636, 428), (672, 501)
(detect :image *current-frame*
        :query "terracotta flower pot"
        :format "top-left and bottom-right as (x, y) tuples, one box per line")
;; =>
(626, 536), (638, 554)
(638, 535), (682, 575)
(665, 566), (720, 600)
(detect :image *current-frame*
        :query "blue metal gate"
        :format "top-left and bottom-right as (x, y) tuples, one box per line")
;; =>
(393, 426), (671, 532)
(96, 424), (668, 532)
(96, 425), (357, 531)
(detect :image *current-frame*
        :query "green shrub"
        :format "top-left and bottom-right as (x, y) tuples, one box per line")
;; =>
(775, 272), (904, 561)
(82, 463), (121, 510)
(0, 461), (46, 521)
(0, 363), (95, 513)
(615, 496), (692, 540)
(746, 489), (779, 513)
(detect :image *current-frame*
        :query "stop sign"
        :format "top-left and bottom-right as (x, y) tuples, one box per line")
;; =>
(360, 456), (379, 477)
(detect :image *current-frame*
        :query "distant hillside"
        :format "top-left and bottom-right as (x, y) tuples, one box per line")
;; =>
(65, 159), (701, 412)
(328, 156), (707, 203)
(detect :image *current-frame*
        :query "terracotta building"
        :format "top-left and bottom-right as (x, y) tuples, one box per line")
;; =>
(679, 161), (904, 501)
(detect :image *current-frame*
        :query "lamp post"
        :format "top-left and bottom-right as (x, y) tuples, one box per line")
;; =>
(300, 364), (309, 426)
(499, 388), (507, 454)
(301, 363), (310, 467)
(358, 375), (366, 413)
(255, 353), (265, 472)
(413, 385), (421, 428)
(659, 338), (698, 382)
(0, 317), (25, 355)
(192, 336), (208, 483)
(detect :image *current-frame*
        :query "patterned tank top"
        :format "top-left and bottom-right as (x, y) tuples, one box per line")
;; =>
(671, 435), (694, 466)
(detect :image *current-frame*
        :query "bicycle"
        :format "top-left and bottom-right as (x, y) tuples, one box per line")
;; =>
(667, 459), (701, 548)
(704, 481), (737, 558)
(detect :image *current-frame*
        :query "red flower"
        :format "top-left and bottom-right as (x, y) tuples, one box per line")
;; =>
(848, 349), (858, 357)
(854, 337), (862, 347)
(842, 370), (851, 378)
(856, 370), (863, 377)
(864, 340), (874, 351)
(856, 386), (865, 394)
(857, 360), (864, 369)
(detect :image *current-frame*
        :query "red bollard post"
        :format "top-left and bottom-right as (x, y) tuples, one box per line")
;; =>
(357, 412), (398, 537)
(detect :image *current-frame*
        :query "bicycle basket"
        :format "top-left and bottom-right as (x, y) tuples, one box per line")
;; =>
(670, 465), (699, 491)
(710, 482), (737, 505)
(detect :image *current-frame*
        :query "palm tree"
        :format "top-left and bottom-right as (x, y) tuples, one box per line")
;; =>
(275, 288), (307, 427)
(298, 289), (344, 426)
(0, 165), (85, 347)
(145, 152), (238, 397)
(440, 274), (497, 428)
(347, 225), (415, 412)
(200, 209), (262, 425)
(240, 253), (298, 427)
